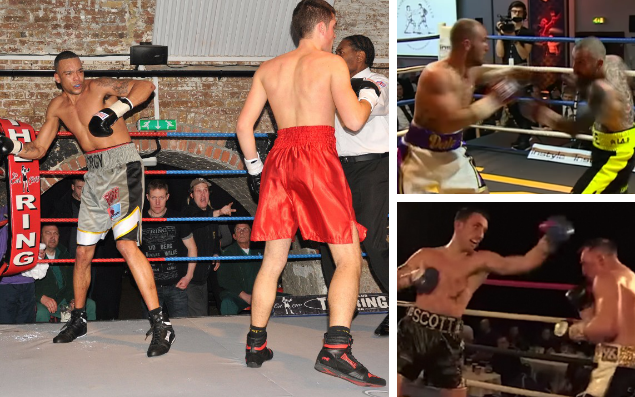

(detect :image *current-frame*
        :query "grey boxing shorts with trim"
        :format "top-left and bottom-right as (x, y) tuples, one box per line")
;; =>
(77, 142), (144, 246)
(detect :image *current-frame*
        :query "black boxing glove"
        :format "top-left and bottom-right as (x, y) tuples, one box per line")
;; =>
(88, 97), (133, 137)
(0, 136), (23, 163)
(566, 284), (594, 312)
(350, 78), (381, 111)
(539, 216), (574, 253)
(245, 157), (263, 202)
(412, 267), (439, 295)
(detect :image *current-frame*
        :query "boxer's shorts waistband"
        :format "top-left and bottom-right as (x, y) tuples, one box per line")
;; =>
(406, 306), (463, 335)
(594, 343), (635, 368)
(85, 142), (141, 171)
(404, 124), (463, 152)
(592, 125), (635, 152)
(273, 125), (336, 149)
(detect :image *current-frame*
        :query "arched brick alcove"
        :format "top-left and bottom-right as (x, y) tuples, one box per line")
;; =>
(38, 123), (275, 216)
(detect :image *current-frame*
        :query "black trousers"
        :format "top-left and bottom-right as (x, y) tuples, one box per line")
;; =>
(320, 156), (389, 292)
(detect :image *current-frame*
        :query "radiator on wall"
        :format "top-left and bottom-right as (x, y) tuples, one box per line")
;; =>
(153, 0), (335, 58)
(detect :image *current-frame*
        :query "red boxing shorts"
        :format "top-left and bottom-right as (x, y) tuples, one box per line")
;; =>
(251, 125), (367, 244)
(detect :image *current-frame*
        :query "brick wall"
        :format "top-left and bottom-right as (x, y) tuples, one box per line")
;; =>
(0, 0), (389, 212)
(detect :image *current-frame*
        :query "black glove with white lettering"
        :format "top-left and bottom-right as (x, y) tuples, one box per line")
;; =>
(88, 97), (134, 137)
(0, 136), (23, 163)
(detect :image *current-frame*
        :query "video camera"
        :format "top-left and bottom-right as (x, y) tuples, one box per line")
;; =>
(497, 15), (516, 34)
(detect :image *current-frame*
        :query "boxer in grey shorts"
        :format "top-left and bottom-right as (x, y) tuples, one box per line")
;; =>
(78, 143), (144, 245)
(0, 51), (175, 357)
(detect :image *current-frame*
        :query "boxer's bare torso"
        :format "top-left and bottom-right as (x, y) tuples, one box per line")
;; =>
(400, 247), (490, 318)
(46, 79), (132, 152)
(18, 57), (153, 160)
(588, 265), (635, 346)
(413, 60), (477, 134)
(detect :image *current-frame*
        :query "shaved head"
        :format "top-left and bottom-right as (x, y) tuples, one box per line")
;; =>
(574, 37), (606, 61)
(450, 18), (482, 47)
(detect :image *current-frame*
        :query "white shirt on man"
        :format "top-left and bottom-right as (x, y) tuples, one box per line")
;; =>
(334, 68), (389, 156)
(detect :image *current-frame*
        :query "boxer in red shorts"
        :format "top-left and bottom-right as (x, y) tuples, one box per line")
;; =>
(235, 0), (385, 387)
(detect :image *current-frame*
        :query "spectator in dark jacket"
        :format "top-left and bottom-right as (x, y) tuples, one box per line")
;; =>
(182, 178), (235, 316)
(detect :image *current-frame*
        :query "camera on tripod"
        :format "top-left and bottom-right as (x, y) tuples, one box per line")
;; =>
(497, 15), (516, 34)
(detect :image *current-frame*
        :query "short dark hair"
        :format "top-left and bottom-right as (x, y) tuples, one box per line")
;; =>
(70, 176), (84, 186)
(147, 179), (169, 194)
(54, 51), (79, 73)
(41, 223), (59, 232)
(343, 35), (375, 68)
(581, 238), (617, 256)
(291, 0), (336, 41)
(455, 207), (489, 223)
(232, 222), (252, 235)
(508, 1), (527, 18)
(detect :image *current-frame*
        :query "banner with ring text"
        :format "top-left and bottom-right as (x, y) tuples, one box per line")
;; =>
(0, 118), (41, 277)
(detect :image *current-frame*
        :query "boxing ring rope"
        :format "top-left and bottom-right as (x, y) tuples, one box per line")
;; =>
(398, 95), (635, 109)
(465, 343), (593, 366)
(397, 63), (635, 77)
(397, 300), (569, 324)
(42, 216), (255, 222)
(482, 279), (574, 291)
(40, 170), (249, 176)
(397, 124), (592, 141)
(38, 254), (323, 263)
(464, 380), (569, 397)
(396, 34), (440, 43)
(397, 34), (635, 45)
(40, 131), (270, 138)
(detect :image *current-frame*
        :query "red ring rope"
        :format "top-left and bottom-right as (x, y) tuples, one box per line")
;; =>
(484, 279), (574, 291)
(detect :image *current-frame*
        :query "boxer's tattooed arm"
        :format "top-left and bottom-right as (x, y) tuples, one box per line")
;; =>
(553, 82), (606, 134)
(94, 78), (130, 96)
(603, 56), (635, 126)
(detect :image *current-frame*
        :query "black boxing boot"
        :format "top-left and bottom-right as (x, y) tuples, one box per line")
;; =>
(314, 327), (386, 387)
(246, 325), (273, 368)
(374, 314), (389, 336)
(146, 307), (175, 357)
(53, 308), (87, 343)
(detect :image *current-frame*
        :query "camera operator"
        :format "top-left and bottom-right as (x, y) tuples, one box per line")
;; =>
(496, 1), (536, 150)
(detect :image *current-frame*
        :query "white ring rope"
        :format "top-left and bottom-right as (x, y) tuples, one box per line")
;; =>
(465, 379), (568, 397)
(397, 63), (635, 77)
(397, 301), (569, 323)
(396, 124), (593, 141)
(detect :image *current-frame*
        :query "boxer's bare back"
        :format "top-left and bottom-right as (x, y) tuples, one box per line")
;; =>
(237, 18), (370, 138)
(588, 264), (635, 346)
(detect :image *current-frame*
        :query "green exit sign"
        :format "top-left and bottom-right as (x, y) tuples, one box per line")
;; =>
(137, 119), (177, 131)
(592, 17), (605, 24)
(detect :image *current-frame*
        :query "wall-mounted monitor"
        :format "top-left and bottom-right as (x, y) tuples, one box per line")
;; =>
(397, 0), (458, 57)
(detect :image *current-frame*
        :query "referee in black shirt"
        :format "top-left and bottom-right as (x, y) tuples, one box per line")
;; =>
(496, 1), (535, 150)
